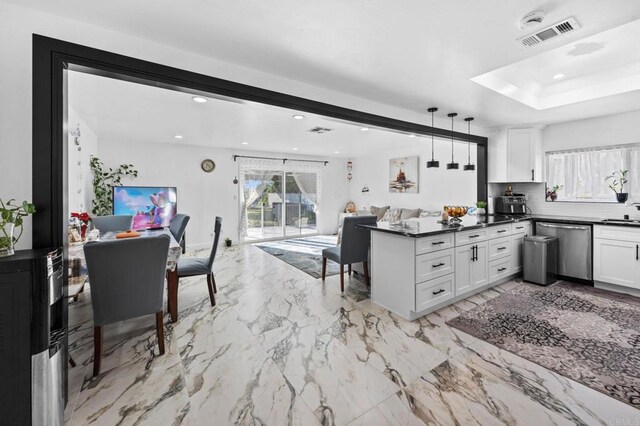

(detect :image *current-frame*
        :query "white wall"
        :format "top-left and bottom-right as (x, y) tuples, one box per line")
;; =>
(0, 1), (486, 249)
(97, 140), (348, 247)
(349, 138), (478, 212)
(67, 107), (98, 214)
(489, 109), (640, 219)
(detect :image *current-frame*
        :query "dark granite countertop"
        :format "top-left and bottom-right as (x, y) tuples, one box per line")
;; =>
(530, 214), (640, 227)
(360, 215), (529, 238)
(360, 213), (640, 238)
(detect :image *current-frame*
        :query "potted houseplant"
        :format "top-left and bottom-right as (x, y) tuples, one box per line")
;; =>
(0, 199), (36, 257)
(475, 201), (487, 215)
(224, 237), (232, 247)
(90, 156), (138, 216)
(605, 169), (629, 203)
(546, 184), (563, 201)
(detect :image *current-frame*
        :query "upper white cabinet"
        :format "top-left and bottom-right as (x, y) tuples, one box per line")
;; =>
(489, 128), (543, 183)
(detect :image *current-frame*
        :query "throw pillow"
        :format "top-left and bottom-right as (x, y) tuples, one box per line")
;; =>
(381, 207), (402, 222)
(370, 205), (390, 221)
(400, 208), (421, 220)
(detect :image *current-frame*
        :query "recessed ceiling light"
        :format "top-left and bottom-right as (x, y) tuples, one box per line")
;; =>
(174, 135), (184, 139)
(293, 147), (299, 151)
(334, 151), (340, 154)
(360, 127), (369, 131)
(241, 141), (248, 145)
(553, 73), (565, 79)
(192, 96), (208, 103)
(408, 134), (416, 138)
(292, 114), (305, 120)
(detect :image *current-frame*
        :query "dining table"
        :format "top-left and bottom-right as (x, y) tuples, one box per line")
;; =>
(68, 228), (183, 323)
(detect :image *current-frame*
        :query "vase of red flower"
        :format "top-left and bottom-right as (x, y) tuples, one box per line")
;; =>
(71, 212), (90, 239)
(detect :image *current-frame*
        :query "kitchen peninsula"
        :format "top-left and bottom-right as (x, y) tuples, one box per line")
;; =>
(361, 215), (531, 320)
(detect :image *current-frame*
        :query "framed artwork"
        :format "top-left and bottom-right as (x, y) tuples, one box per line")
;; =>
(389, 156), (419, 193)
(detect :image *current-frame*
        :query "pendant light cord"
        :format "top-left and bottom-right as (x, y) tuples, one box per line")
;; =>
(431, 111), (435, 160)
(451, 115), (454, 162)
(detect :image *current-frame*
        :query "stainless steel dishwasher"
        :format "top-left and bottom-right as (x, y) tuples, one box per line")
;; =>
(536, 222), (592, 280)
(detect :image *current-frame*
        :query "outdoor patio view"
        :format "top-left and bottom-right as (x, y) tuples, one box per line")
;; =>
(241, 170), (318, 241)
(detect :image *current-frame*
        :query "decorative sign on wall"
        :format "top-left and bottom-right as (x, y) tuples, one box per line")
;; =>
(389, 156), (419, 193)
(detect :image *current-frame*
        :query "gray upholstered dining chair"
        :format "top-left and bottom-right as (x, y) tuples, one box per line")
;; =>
(84, 234), (170, 377)
(177, 216), (222, 306)
(169, 214), (190, 253)
(90, 215), (133, 234)
(322, 215), (377, 292)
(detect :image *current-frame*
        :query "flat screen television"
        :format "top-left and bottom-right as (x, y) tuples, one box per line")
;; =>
(112, 186), (177, 230)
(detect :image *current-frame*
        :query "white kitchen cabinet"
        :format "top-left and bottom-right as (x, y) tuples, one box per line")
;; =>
(593, 225), (640, 294)
(455, 242), (488, 296)
(594, 237), (639, 289)
(510, 220), (531, 273)
(489, 128), (542, 183)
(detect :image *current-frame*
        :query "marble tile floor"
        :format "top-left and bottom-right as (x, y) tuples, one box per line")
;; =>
(64, 243), (640, 425)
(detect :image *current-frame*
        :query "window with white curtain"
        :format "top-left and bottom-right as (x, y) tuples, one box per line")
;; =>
(546, 144), (640, 202)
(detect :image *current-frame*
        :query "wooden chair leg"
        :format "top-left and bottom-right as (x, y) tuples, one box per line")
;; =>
(93, 326), (102, 377)
(340, 264), (345, 292)
(363, 261), (370, 286)
(348, 264), (352, 276)
(156, 312), (165, 355)
(322, 257), (327, 280)
(211, 273), (218, 294)
(206, 274), (216, 306)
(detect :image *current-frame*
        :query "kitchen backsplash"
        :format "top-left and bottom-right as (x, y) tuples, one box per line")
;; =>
(488, 183), (640, 219)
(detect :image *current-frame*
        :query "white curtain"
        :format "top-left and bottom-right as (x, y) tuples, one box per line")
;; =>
(547, 145), (636, 201)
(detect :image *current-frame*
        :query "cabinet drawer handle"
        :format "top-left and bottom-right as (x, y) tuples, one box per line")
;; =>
(432, 289), (445, 295)
(432, 262), (445, 268)
(472, 245), (477, 262)
(497, 229), (507, 233)
(515, 226), (524, 230)
(431, 241), (445, 246)
(498, 267), (507, 272)
(497, 247), (507, 251)
(469, 234), (480, 239)
(531, 169), (535, 181)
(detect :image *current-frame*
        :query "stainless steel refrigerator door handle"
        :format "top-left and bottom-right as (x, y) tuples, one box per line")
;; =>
(537, 223), (590, 231)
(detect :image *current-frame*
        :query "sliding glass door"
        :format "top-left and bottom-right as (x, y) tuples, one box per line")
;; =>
(285, 172), (317, 237)
(240, 166), (319, 242)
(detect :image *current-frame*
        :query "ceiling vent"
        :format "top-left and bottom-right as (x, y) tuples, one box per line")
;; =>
(517, 17), (581, 48)
(307, 126), (334, 134)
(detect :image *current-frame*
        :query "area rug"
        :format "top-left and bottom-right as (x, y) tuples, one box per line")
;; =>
(255, 235), (346, 279)
(447, 282), (640, 408)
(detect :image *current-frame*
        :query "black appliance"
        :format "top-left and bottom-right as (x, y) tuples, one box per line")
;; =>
(0, 248), (66, 425)
(494, 195), (527, 215)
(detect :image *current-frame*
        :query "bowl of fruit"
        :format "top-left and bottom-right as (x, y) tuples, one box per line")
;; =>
(445, 205), (468, 223)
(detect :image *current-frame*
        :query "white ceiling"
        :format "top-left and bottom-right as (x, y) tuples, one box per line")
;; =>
(16, 0), (640, 127)
(472, 19), (640, 110)
(69, 71), (477, 158)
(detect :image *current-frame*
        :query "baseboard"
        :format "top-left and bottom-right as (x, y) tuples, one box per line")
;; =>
(594, 281), (640, 297)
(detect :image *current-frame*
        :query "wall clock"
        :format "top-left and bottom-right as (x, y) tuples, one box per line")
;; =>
(201, 159), (216, 173)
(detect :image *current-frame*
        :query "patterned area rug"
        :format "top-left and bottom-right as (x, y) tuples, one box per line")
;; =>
(448, 282), (640, 408)
(255, 235), (347, 279)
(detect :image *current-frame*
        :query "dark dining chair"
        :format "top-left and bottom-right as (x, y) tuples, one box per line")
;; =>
(322, 215), (377, 291)
(177, 217), (222, 306)
(169, 214), (190, 253)
(84, 234), (170, 377)
(90, 215), (133, 234)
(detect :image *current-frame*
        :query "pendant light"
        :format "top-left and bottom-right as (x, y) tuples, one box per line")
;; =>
(426, 107), (439, 168)
(463, 117), (475, 171)
(446, 113), (459, 170)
